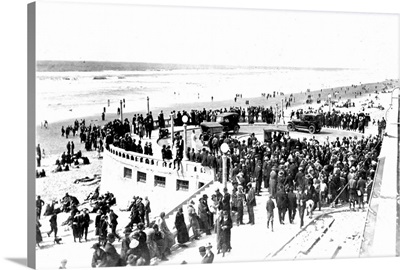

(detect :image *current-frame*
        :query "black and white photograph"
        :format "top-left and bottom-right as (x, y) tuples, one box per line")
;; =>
(3, 0), (400, 270)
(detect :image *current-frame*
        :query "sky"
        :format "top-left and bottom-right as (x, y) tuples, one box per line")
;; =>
(36, 0), (399, 71)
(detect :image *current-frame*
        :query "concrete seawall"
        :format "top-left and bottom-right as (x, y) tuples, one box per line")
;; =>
(360, 88), (399, 257)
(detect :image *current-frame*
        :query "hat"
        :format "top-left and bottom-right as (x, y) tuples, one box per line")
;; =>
(123, 227), (132, 234)
(137, 222), (145, 230)
(107, 233), (115, 240)
(205, 243), (213, 249)
(202, 194), (208, 199)
(132, 231), (141, 238)
(278, 170), (284, 176)
(91, 243), (101, 249)
(61, 259), (67, 264)
(199, 246), (206, 253)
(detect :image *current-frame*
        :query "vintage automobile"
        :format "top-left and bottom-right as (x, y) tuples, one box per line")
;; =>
(263, 125), (289, 143)
(287, 113), (323, 134)
(199, 122), (224, 145)
(215, 112), (241, 133)
(199, 112), (241, 145)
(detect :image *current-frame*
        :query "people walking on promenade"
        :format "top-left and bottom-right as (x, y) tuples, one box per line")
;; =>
(266, 195), (275, 232)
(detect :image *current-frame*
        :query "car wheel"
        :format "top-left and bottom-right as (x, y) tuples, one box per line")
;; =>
(287, 124), (295, 131)
(234, 125), (240, 134)
(309, 125), (316, 134)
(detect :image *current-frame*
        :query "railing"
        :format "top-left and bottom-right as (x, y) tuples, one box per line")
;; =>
(107, 145), (213, 175)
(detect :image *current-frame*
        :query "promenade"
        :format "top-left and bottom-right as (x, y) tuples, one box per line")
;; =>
(360, 88), (400, 257)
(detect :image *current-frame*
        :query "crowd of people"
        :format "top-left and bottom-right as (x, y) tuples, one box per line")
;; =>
(36, 83), (393, 267)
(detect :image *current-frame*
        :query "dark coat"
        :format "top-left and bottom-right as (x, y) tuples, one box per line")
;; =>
(175, 211), (190, 244)
(276, 190), (288, 209)
(287, 191), (297, 209)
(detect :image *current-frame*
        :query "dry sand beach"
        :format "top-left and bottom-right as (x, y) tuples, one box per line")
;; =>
(35, 78), (398, 269)
(36, 79), (398, 203)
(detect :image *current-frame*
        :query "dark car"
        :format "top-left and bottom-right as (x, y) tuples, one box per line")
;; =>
(215, 112), (240, 133)
(199, 112), (240, 145)
(287, 113), (323, 134)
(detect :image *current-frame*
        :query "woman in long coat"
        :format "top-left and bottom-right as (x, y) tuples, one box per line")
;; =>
(157, 212), (175, 254)
(174, 207), (190, 246)
(198, 198), (211, 235)
(219, 210), (233, 256)
(187, 201), (201, 239)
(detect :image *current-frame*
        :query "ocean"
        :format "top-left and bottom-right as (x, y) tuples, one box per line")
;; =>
(35, 61), (393, 123)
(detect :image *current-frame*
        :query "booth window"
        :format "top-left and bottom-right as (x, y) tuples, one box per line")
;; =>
(177, 180), (189, 191)
(137, 171), (146, 183)
(154, 175), (166, 187)
(123, 167), (132, 179)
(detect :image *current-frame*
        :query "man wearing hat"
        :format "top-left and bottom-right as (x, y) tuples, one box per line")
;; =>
(199, 243), (214, 263)
(120, 227), (132, 261)
(104, 233), (123, 267)
(269, 166), (278, 198)
(294, 167), (305, 191)
(246, 182), (256, 225)
(109, 209), (121, 241)
(91, 243), (107, 268)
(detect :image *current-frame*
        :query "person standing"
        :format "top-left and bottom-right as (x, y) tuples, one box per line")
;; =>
(266, 195), (275, 232)
(356, 175), (367, 210)
(158, 110), (165, 129)
(236, 186), (246, 226)
(187, 201), (201, 240)
(157, 212), (175, 255)
(66, 141), (71, 156)
(71, 141), (75, 156)
(36, 144), (42, 167)
(287, 187), (297, 224)
(81, 208), (90, 241)
(143, 196), (151, 228)
(246, 182), (256, 225)
(174, 207), (190, 247)
(198, 197), (211, 235)
(94, 210), (102, 239)
(276, 186), (288, 225)
(99, 215), (109, 246)
(47, 213), (59, 243)
(36, 195), (45, 219)
(348, 176), (358, 211)
(219, 210), (233, 256)
(191, 130), (197, 150)
(254, 160), (263, 196)
(109, 209), (121, 240)
(297, 187), (307, 228)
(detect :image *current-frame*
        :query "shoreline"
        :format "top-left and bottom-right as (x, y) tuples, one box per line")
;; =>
(37, 79), (396, 127)
(36, 79), (398, 158)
